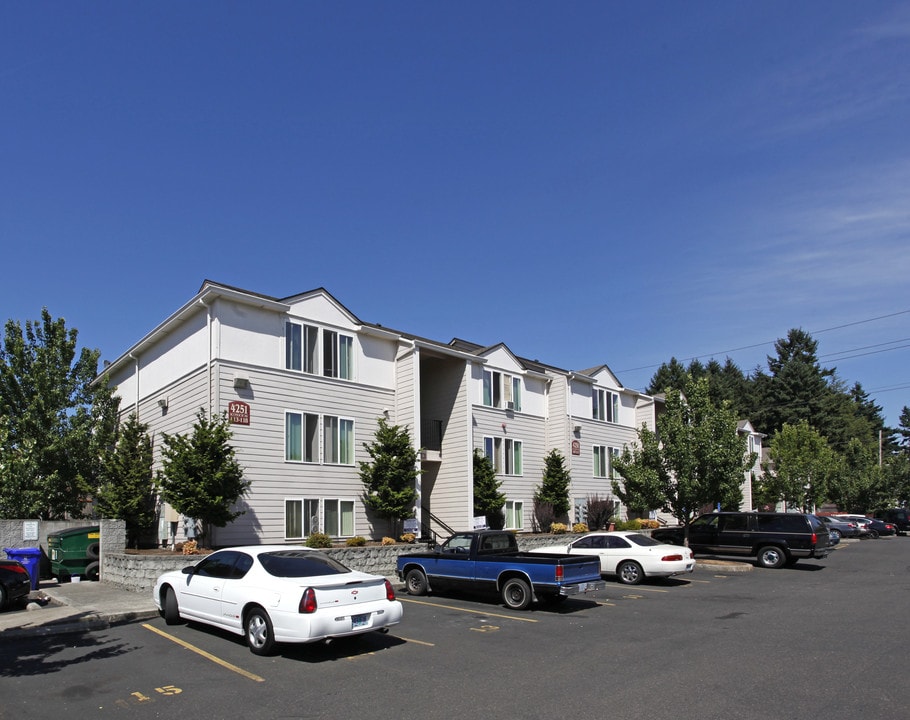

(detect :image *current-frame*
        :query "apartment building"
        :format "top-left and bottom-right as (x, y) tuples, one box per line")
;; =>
(101, 280), (660, 546)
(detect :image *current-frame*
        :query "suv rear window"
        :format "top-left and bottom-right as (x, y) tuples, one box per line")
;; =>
(757, 515), (807, 532)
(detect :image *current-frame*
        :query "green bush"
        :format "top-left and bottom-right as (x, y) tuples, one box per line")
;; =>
(306, 532), (332, 548)
(345, 536), (367, 547)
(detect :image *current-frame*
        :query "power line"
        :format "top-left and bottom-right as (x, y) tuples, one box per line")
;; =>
(618, 309), (910, 374)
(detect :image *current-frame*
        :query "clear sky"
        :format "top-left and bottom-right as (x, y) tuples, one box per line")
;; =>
(2, 2), (908, 428)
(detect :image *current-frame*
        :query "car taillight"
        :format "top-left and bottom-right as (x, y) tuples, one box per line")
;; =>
(6, 563), (28, 577)
(555, 564), (564, 581)
(811, 533), (817, 544)
(662, 554), (683, 562)
(384, 579), (396, 601)
(298, 587), (317, 614)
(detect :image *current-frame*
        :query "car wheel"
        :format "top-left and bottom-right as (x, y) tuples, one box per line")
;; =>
(869, 530), (880, 539)
(757, 546), (787, 569)
(617, 560), (645, 585)
(84, 561), (100, 582)
(405, 568), (428, 596)
(245, 607), (276, 656)
(830, 529), (841, 541)
(501, 577), (532, 610)
(162, 587), (181, 625)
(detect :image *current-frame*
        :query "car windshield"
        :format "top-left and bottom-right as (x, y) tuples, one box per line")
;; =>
(258, 550), (352, 577)
(626, 533), (660, 547)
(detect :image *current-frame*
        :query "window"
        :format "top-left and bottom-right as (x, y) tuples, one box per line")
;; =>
(324, 416), (354, 464)
(285, 498), (320, 539)
(286, 322), (319, 373)
(749, 435), (761, 455)
(593, 389), (619, 423)
(324, 499), (355, 537)
(483, 371), (522, 410)
(504, 438), (522, 475)
(285, 412), (319, 462)
(505, 500), (524, 530)
(484, 436), (501, 472)
(484, 436), (521, 475)
(324, 330), (353, 379)
(593, 446), (608, 478)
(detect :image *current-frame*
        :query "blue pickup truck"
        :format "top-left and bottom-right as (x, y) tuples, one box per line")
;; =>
(396, 530), (606, 610)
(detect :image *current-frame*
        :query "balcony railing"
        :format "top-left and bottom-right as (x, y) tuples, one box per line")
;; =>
(421, 418), (443, 452)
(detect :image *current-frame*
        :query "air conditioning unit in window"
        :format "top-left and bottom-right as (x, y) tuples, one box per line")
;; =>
(506, 401), (515, 410)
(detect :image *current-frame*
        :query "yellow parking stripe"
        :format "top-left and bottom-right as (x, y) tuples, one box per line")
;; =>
(142, 623), (265, 683)
(399, 597), (538, 623)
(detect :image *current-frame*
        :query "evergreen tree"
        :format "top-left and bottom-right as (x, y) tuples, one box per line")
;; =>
(896, 406), (910, 456)
(95, 413), (158, 548)
(360, 417), (420, 536)
(535, 449), (571, 519)
(472, 449), (505, 529)
(158, 409), (249, 543)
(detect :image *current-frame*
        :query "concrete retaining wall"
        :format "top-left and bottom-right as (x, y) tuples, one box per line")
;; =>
(104, 533), (587, 593)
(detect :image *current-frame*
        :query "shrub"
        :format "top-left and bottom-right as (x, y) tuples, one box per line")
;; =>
(306, 532), (332, 548)
(381, 536), (396, 546)
(533, 499), (556, 533)
(346, 536), (367, 547)
(400, 533), (416, 544)
(182, 540), (199, 555)
(572, 522), (589, 533)
(550, 522), (568, 534)
(586, 494), (616, 530)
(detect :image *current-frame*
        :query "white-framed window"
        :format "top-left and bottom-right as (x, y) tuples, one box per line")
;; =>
(593, 445), (608, 478)
(484, 436), (522, 475)
(285, 412), (319, 462)
(483, 370), (522, 411)
(324, 415), (355, 465)
(286, 322), (351, 378)
(286, 412), (352, 464)
(285, 498), (320, 539)
(324, 498), (355, 537)
(504, 438), (522, 475)
(593, 388), (619, 423)
(749, 435), (761, 455)
(324, 330), (353, 380)
(505, 500), (524, 530)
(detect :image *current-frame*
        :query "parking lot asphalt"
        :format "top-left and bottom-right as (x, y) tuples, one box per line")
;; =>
(0, 556), (756, 639)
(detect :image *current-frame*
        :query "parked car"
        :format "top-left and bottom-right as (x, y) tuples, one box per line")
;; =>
(817, 515), (860, 540)
(530, 531), (695, 585)
(650, 512), (830, 568)
(153, 546), (403, 655)
(397, 530), (605, 610)
(0, 558), (32, 611)
(866, 518), (896, 537)
(873, 508), (910, 535)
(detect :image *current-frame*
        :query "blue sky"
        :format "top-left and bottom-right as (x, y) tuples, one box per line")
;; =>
(2, 2), (908, 428)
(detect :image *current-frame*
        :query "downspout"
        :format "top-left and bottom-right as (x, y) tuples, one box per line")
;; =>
(199, 298), (212, 413)
(129, 352), (140, 419)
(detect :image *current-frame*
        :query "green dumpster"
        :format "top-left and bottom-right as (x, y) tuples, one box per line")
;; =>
(47, 526), (100, 582)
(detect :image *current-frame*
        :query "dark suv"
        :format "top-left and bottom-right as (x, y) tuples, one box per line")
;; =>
(873, 508), (910, 535)
(650, 512), (831, 568)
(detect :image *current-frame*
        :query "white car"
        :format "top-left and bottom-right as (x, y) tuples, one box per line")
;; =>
(532, 531), (696, 585)
(153, 546), (403, 655)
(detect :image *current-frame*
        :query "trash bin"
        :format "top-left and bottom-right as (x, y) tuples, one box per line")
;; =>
(47, 526), (101, 582)
(3, 547), (42, 590)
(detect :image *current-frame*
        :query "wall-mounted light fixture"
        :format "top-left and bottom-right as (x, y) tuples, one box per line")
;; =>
(157, 398), (169, 410)
(573, 424), (582, 433)
(382, 407), (390, 417)
(233, 375), (250, 390)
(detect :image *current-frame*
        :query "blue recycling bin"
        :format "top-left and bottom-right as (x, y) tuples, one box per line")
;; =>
(4, 547), (42, 590)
